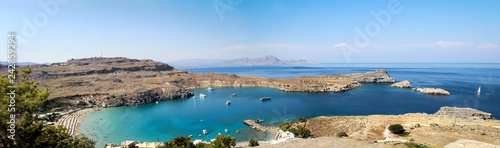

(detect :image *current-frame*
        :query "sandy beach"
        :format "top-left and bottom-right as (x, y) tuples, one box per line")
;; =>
(55, 107), (99, 136)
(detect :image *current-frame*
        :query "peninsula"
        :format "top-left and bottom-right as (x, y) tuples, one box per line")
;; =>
(0, 57), (394, 109)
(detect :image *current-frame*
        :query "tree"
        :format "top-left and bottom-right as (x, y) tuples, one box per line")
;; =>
(295, 125), (311, 138)
(77, 101), (88, 106)
(211, 135), (236, 148)
(248, 138), (259, 147)
(389, 124), (405, 134)
(297, 117), (306, 122)
(160, 135), (195, 148)
(0, 67), (95, 147)
(279, 120), (294, 131)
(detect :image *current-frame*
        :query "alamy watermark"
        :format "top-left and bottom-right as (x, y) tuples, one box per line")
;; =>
(339, 0), (404, 62)
(213, 0), (242, 21)
(6, 32), (18, 140)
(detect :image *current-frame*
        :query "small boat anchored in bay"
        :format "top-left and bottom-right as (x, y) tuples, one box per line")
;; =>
(260, 97), (271, 101)
(226, 100), (232, 105)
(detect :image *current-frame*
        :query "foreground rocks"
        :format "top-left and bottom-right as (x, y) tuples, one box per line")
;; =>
(434, 106), (494, 120)
(413, 87), (451, 95)
(0, 57), (395, 110)
(444, 139), (500, 148)
(304, 107), (500, 148)
(390, 80), (412, 88)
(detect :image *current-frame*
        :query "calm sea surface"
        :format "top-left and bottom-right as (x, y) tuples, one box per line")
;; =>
(80, 63), (500, 146)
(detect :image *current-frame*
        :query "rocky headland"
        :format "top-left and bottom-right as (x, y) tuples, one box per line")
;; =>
(0, 57), (394, 110)
(389, 80), (451, 95)
(413, 88), (451, 95)
(390, 80), (412, 88)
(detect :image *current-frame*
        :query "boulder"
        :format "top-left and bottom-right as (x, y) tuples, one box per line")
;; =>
(390, 80), (412, 88)
(434, 106), (493, 120)
(444, 139), (500, 148)
(412, 88), (450, 95)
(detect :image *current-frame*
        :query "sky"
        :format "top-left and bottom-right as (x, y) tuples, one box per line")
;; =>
(1, 0), (499, 63)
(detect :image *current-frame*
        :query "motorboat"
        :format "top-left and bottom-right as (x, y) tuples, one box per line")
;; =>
(260, 97), (271, 101)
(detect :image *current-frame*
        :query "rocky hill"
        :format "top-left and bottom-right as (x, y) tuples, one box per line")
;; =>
(0, 57), (392, 111)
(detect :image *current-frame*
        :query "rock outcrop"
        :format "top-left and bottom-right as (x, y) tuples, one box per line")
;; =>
(390, 80), (412, 88)
(413, 88), (450, 95)
(434, 106), (494, 120)
(343, 69), (395, 83)
(444, 139), (500, 148)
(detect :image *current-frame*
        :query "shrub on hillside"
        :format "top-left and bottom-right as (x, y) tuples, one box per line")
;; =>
(336, 132), (348, 137)
(248, 138), (259, 147)
(389, 124), (405, 134)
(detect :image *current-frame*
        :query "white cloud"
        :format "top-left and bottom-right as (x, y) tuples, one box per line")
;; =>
(332, 43), (348, 47)
(477, 43), (499, 49)
(406, 41), (475, 48)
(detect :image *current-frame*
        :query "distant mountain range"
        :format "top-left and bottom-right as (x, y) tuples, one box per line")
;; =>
(0, 61), (49, 65)
(168, 55), (316, 68)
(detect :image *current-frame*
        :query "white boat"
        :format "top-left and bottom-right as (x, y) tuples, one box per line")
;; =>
(193, 96), (197, 99)
(478, 87), (481, 94)
(203, 129), (208, 135)
(232, 93), (236, 97)
(199, 94), (206, 98)
(207, 87), (213, 91)
(225, 129), (229, 133)
(260, 97), (271, 101)
(156, 101), (159, 104)
(226, 100), (231, 105)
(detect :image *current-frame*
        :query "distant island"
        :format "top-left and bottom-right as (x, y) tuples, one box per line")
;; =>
(168, 55), (316, 68)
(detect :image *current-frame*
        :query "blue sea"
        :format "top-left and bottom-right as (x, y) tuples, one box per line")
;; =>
(79, 63), (500, 147)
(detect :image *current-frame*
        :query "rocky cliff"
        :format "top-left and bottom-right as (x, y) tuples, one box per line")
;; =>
(434, 106), (494, 120)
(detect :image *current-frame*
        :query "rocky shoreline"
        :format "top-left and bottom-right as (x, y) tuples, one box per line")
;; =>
(0, 57), (396, 109)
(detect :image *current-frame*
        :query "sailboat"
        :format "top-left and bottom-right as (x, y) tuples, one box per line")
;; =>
(477, 87), (481, 94)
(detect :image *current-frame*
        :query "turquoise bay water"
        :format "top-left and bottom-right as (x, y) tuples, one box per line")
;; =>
(80, 63), (500, 146)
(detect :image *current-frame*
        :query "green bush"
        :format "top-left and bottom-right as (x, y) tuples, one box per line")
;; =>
(196, 143), (208, 148)
(248, 138), (259, 147)
(398, 132), (411, 137)
(295, 125), (311, 138)
(336, 132), (348, 137)
(211, 135), (236, 148)
(279, 120), (295, 131)
(404, 142), (429, 148)
(160, 135), (195, 148)
(297, 117), (307, 122)
(77, 101), (87, 106)
(389, 124), (405, 134)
